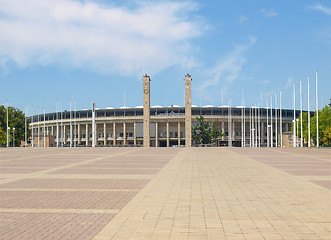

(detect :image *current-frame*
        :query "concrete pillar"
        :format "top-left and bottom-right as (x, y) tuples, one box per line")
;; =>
(63, 125), (66, 144)
(185, 74), (192, 147)
(134, 122), (137, 146)
(85, 123), (88, 146)
(78, 124), (81, 145)
(143, 74), (151, 147)
(51, 126), (54, 136)
(155, 122), (159, 147)
(232, 120), (235, 140)
(95, 123), (98, 147)
(222, 121), (225, 140)
(178, 122), (181, 146)
(167, 122), (170, 147)
(113, 122), (116, 146)
(104, 122), (107, 146)
(123, 122), (126, 145)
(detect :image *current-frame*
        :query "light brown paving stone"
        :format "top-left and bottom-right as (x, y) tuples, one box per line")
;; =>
(50, 168), (161, 175)
(93, 148), (330, 240)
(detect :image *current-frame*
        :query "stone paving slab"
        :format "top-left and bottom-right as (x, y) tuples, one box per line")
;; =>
(0, 147), (330, 240)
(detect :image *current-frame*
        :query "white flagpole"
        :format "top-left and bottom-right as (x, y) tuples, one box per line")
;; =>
(25, 105), (27, 147)
(293, 83), (296, 148)
(316, 71), (319, 148)
(266, 97), (269, 147)
(308, 75), (311, 147)
(56, 101), (59, 147)
(74, 102), (77, 147)
(242, 90), (244, 147)
(275, 92), (278, 147)
(6, 100), (9, 147)
(243, 99), (246, 147)
(31, 105), (34, 147)
(43, 108), (46, 147)
(250, 107), (252, 147)
(280, 90), (282, 147)
(70, 100), (72, 147)
(300, 80), (303, 147)
(61, 102), (63, 147)
(38, 107), (40, 147)
(271, 95), (273, 147)
(255, 105), (258, 147)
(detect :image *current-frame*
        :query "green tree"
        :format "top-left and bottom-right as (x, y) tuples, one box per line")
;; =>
(0, 105), (30, 147)
(298, 101), (331, 147)
(192, 115), (223, 144)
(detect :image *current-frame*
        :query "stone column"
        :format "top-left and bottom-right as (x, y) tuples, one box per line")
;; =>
(123, 122), (126, 145)
(143, 74), (151, 147)
(155, 122), (159, 147)
(95, 123), (98, 147)
(113, 122), (116, 146)
(232, 120), (235, 140)
(222, 121), (225, 140)
(178, 121), (181, 146)
(85, 123), (88, 146)
(78, 124), (81, 145)
(133, 122), (137, 146)
(63, 125), (66, 144)
(166, 122), (170, 147)
(185, 74), (192, 147)
(104, 123), (107, 146)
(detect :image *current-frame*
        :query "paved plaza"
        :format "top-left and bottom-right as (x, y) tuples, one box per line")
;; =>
(0, 147), (330, 240)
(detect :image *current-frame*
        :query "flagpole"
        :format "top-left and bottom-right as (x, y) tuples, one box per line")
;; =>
(266, 97), (269, 147)
(280, 90), (282, 147)
(300, 80), (303, 147)
(56, 101), (59, 147)
(43, 108), (46, 147)
(25, 105), (27, 147)
(308, 75), (311, 147)
(293, 83), (296, 148)
(271, 95), (273, 147)
(316, 71), (319, 148)
(275, 92), (278, 147)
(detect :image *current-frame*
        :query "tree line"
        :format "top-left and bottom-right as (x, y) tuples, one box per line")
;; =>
(0, 105), (30, 147)
(298, 101), (331, 147)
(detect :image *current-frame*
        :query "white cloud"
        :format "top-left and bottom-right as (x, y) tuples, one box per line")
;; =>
(261, 9), (278, 17)
(310, 3), (331, 15)
(0, 0), (206, 76)
(239, 15), (248, 23)
(199, 37), (257, 101)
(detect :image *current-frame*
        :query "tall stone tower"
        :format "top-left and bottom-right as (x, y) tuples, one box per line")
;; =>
(185, 74), (192, 147)
(143, 74), (151, 147)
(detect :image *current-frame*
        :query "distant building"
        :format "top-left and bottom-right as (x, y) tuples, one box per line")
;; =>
(29, 74), (308, 147)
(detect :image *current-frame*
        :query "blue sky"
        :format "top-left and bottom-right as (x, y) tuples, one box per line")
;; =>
(0, 0), (330, 114)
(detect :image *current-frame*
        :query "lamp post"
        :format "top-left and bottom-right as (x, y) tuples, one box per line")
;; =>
(13, 127), (15, 147)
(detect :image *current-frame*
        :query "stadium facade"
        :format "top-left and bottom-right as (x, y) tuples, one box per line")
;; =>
(29, 74), (304, 147)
